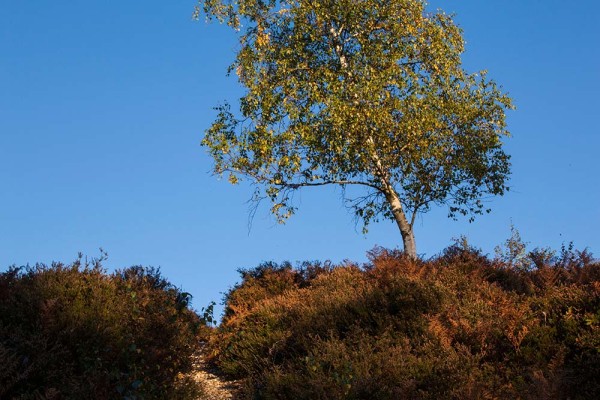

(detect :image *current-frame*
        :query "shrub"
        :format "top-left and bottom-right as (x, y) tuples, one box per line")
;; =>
(0, 254), (207, 399)
(210, 245), (600, 399)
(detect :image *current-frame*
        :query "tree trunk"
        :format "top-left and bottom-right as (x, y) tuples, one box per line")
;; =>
(364, 136), (417, 258)
(400, 226), (417, 259)
(384, 188), (417, 258)
(326, 25), (418, 257)
(328, 29), (418, 256)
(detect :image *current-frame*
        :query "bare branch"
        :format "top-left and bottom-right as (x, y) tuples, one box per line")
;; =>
(283, 180), (381, 191)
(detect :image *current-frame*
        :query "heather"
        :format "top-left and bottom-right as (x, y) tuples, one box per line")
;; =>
(0, 254), (208, 399)
(208, 243), (600, 399)
(1, 241), (598, 399)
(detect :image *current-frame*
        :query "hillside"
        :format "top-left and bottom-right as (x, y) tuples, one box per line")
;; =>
(1, 241), (599, 399)
(206, 243), (600, 399)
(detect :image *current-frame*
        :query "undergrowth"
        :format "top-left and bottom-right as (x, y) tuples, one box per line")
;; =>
(0, 253), (209, 399)
(209, 242), (600, 399)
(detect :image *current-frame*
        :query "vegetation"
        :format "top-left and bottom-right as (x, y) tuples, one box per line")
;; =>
(2, 236), (598, 399)
(198, 0), (513, 257)
(0, 254), (208, 400)
(208, 242), (600, 399)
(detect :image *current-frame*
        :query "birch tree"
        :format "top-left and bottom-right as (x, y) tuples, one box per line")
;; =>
(198, 0), (513, 257)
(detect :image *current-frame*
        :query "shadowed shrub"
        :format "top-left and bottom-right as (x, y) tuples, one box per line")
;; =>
(0, 254), (208, 399)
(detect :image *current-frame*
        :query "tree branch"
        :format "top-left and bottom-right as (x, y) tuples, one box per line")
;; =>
(284, 180), (381, 191)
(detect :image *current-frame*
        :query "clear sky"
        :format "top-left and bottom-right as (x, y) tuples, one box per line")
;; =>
(2, 1), (599, 314)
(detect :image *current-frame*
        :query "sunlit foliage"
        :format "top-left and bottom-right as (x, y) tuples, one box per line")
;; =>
(198, 0), (513, 256)
(209, 244), (600, 399)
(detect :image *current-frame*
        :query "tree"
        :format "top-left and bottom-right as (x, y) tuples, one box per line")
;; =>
(197, 0), (512, 258)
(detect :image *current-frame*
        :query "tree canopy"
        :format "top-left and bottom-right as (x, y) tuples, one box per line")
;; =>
(198, 0), (513, 257)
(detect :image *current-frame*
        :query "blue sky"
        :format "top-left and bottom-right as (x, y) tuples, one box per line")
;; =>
(1, 1), (599, 314)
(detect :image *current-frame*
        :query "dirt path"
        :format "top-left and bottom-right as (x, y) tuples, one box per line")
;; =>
(190, 352), (240, 400)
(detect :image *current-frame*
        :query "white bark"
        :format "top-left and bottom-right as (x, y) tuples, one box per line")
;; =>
(366, 136), (417, 258)
(330, 25), (417, 257)
(384, 188), (417, 258)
